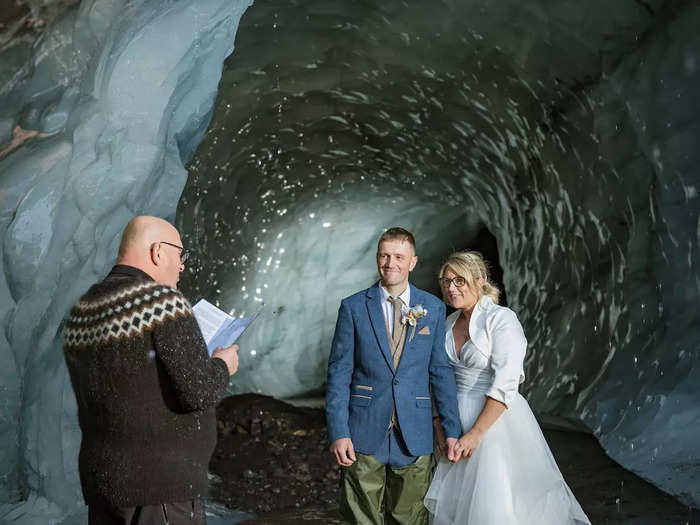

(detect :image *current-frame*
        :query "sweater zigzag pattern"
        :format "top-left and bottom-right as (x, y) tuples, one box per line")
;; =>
(64, 281), (191, 348)
(63, 266), (227, 508)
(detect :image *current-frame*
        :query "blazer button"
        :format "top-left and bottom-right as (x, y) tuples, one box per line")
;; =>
(393, 379), (399, 385)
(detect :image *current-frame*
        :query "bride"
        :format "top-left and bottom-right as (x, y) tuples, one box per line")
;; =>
(424, 251), (590, 524)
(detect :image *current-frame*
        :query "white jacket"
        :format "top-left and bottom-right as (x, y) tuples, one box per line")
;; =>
(450, 295), (528, 407)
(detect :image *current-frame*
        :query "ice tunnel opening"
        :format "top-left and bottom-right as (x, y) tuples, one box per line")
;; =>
(176, 156), (514, 400)
(172, 1), (579, 400)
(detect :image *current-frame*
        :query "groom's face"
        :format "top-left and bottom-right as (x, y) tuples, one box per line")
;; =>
(377, 239), (418, 289)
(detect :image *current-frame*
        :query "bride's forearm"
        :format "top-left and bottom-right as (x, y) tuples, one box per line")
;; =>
(470, 397), (506, 437)
(454, 397), (507, 458)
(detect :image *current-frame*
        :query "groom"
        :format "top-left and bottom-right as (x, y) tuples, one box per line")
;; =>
(326, 227), (461, 524)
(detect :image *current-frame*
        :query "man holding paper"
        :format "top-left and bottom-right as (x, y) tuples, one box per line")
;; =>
(63, 216), (239, 525)
(192, 298), (260, 356)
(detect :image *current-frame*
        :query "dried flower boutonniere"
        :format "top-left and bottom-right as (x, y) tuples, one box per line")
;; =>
(402, 304), (427, 341)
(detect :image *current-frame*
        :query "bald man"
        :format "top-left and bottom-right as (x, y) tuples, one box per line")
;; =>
(63, 216), (239, 525)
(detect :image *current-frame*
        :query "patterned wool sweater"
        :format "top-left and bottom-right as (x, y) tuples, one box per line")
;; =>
(63, 265), (229, 507)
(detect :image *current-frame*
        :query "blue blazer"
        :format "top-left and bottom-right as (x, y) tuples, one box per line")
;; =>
(326, 282), (461, 457)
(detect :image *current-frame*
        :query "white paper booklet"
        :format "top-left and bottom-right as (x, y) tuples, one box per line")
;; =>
(192, 299), (260, 356)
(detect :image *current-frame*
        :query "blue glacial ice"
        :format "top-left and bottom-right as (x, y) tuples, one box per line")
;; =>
(0, 0), (251, 522)
(0, 0), (699, 522)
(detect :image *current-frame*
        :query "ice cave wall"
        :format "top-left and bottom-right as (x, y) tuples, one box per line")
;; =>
(0, 0), (251, 521)
(175, 0), (700, 507)
(0, 0), (698, 521)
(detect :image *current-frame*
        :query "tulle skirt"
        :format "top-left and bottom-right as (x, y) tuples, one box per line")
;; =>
(424, 391), (590, 525)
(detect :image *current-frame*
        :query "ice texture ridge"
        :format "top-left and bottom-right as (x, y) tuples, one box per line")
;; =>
(0, 0), (251, 522)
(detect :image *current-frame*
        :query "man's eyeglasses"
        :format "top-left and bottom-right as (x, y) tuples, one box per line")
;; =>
(439, 276), (467, 288)
(158, 241), (191, 263)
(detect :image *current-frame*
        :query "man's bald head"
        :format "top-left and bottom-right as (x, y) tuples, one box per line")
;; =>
(118, 216), (179, 259)
(117, 216), (185, 287)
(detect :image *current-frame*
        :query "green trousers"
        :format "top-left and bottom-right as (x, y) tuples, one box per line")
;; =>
(339, 453), (432, 525)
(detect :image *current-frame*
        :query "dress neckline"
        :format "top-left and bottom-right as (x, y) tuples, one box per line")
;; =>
(447, 311), (472, 361)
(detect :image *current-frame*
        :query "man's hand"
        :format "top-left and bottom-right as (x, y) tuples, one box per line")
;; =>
(330, 437), (356, 467)
(446, 437), (460, 463)
(212, 344), (239, 376)
(433, 417), (447, 457)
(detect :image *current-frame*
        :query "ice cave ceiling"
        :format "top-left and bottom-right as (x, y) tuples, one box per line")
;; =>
(0, 0), (699, 521)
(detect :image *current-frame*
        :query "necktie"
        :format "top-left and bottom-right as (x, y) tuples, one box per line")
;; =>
(387, 296), (408, 430)
(388, 295), (404, 351)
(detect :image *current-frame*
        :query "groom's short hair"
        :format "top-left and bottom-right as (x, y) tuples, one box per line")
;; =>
(377, 227), (416, 251)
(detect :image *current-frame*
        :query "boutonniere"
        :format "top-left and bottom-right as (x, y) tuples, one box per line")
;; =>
(401, 304), (427, 341)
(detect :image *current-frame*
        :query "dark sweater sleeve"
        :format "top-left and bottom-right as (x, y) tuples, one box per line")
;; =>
(151, 288), (229, 411)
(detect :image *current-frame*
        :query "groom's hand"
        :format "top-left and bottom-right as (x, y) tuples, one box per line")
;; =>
(433, 417), (447, 457)
(330, 437), (356, 466)
(446, 437), (460, 463)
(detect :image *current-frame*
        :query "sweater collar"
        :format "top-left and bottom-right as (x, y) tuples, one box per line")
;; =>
(108, 264), (155, 283)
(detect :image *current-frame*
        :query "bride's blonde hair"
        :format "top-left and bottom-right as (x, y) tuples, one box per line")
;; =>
(439, 251), (500, 304)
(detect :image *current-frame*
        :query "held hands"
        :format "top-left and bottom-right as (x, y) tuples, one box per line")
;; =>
(454, 428), (484, 458)
(446, 438), (461, 462)
(330, 437), (356, 466)
(434, 417), (463, 463)
(212, 343), (239, 376)
(434, 417), (462, 463)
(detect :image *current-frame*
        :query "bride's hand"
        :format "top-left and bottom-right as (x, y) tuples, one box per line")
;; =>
(457, 429), (484, 458)
(433, 417), (447, 457)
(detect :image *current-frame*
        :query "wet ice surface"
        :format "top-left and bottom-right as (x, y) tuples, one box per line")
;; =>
(542, 429), (697, 525)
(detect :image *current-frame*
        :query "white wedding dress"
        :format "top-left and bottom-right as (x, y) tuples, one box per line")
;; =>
(424, 308), (590, 525)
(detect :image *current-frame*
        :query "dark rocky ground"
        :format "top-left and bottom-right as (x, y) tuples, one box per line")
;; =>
(211, 394), (697, 524)
(210, 394), (338, 516)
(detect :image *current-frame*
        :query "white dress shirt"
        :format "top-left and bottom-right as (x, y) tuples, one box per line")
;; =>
(378, 282), (411, 337)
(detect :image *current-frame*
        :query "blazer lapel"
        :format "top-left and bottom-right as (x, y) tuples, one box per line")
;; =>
(366, 285), (395, 371)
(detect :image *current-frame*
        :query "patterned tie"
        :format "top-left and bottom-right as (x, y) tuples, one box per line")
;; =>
(387, 296), (408, 429)
(388, 295), (405, 353)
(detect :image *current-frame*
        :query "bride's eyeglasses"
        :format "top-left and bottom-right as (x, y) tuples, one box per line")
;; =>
(439, 276), (466, 288)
